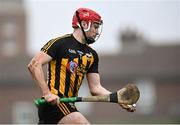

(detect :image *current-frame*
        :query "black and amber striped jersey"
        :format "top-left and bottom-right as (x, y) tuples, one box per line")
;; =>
(41, 34), (99, 98)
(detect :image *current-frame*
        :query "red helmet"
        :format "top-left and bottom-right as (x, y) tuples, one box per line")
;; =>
(72, 8), (102, 28)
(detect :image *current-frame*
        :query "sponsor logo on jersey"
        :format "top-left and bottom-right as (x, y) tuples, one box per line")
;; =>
(77, 50), (84, 58)
(68, 49), (76, 54)
(67, 61), (78, 74)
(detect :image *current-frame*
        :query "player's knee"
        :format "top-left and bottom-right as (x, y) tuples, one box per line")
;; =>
(71, 112), (89, 124)
(60, 112), (89, 124)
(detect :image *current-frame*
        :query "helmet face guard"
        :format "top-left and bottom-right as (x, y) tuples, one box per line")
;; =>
(73, 8), (103, 44)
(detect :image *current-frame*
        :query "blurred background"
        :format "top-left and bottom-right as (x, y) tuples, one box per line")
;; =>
(0, 0), (180, 123)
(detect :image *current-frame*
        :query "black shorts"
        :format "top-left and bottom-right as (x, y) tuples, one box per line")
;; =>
(37, 102), (78, 124)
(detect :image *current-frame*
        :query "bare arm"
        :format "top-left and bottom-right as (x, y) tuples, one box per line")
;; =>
(86, 73), (136, 112)
(27, 51), (59, 103)
(28, 51), (51, 95)
(86, 73), (111, 96)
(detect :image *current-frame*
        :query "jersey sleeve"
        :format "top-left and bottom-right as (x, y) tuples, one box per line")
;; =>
(87, 50), (99, 73)
(41, 39), (59, 59)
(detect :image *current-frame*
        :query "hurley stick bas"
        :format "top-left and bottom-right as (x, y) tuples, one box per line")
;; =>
(34, 83), (140, 106)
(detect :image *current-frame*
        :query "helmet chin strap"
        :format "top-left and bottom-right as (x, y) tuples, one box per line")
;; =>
(76, 11), (95, 44)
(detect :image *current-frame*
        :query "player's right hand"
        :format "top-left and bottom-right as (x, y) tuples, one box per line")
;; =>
(44, 92), (60, 105)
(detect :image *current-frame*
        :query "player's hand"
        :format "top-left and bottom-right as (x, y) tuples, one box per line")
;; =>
(44, 92), (60, 105)
(119, 103), (136, 112)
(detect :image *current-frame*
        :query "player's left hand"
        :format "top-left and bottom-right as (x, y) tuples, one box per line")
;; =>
(119, 103), (136, 112)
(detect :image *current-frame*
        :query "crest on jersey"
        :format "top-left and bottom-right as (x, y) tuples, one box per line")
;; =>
(67, 61), (78, 74)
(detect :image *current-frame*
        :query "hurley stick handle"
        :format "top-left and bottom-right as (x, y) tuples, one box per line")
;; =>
(35, 97), (82, 106)
(35, 94), (113, 106)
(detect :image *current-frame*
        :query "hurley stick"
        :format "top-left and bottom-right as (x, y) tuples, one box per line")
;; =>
(35, 84), (140, 106)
